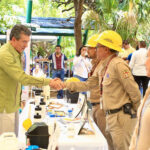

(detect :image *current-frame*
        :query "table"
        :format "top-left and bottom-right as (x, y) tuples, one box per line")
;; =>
(18, 98), (108, 150)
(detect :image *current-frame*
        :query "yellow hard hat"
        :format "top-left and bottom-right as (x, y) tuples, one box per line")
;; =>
(66, 77), (80, 82)
(86, 34), (99, 47)
(96, 30), (122, 52)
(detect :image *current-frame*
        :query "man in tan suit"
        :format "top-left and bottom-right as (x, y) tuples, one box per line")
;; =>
(64, 30), (141, 150)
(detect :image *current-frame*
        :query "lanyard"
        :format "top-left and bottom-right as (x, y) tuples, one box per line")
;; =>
(89, 60), (100, 77)
(100, 54), (116, 95)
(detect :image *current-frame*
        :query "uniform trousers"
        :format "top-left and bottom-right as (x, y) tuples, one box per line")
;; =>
(133, 75), (149, 97)
(92, 104), (114, 150)
(0, 111), (19, 136)
(106, 110), (137, 150)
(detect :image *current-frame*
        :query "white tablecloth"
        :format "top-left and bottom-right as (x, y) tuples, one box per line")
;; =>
(18, 99), (108, 150)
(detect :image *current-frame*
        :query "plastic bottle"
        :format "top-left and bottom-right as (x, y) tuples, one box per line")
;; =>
(34, 91), (41, 106)
(33, 89), (43, 105)
(33, 113), (42, 123)
(35, 105), (42, 116)
(68, 109), (73, 118)
(40, 98), (46, 118)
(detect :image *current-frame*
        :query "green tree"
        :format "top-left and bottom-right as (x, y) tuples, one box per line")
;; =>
(82, 0), (150, 44)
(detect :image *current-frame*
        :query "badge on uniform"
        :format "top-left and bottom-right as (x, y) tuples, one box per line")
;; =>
(106, 73), (109, 78)
(122, 69), (130, 78)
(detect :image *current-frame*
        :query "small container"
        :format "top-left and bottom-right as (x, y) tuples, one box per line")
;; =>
(25, 145), (39, 150)
(68, 109), (73, 118)
(35, 105), (42, 115)
(0, 132), (19, 149)
(34, 113), (41, 123)
(34, 94), (41, 106)
(40, 99), (46, 118)
(34, 89), (43, 105)
(49, 114), (56, 118)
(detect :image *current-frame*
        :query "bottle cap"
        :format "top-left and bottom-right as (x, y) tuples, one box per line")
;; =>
(68, 109), (73, 113)
(26, 145), (39, 150)
(35, 105), (42, 111)
(40, 98), (44, 101)
(50, 114), (56, 117)
(40, 99), (46, 105)
(34, 113), (41, 119)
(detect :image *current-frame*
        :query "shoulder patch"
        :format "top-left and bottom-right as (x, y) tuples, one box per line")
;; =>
(122, 69), (131, 79)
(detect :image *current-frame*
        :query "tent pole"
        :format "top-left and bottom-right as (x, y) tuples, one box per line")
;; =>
(26, 0), (33, 23)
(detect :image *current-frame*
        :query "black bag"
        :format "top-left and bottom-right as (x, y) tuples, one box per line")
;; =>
(66, 90), (79, 103)
(26, 122), (50, 149)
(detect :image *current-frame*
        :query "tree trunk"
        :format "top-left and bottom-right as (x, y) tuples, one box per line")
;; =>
(74, 0), (84, 55)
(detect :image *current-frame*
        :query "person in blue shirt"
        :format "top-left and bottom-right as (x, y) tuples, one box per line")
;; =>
(48, 45), (67, 99)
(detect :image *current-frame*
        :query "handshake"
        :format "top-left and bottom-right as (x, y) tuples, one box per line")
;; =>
(49, 78), (65, 90)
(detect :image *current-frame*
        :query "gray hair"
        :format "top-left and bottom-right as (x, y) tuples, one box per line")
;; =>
(10, 24), (31, 40)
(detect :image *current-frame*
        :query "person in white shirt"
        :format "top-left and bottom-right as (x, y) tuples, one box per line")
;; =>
(33, 63), (44, 77)
(129, 41), (149, 96)
(73, 46), (92, 81)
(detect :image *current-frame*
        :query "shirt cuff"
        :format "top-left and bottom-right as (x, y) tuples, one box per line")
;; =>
(43, 78), (51, 85)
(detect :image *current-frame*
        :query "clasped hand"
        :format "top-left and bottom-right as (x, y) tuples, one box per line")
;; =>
(49, 78), (65, 90)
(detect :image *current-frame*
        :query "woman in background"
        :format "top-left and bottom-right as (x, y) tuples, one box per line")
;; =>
(129, 41), (149, 96)
(73, 46), (92, 82)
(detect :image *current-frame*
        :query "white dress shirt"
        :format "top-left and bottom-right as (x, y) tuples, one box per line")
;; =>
(73, 55), (92, 78)
(129, 48), (148, 76)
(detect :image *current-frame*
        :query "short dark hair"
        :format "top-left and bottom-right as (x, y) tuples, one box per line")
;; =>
(10, 24), (31, 40)
(110, 49), (118, 54)
(139, 41), (146, 48)
(76, 45), (86, 56)
(55, 45), (61, 49)
(123, 40), (129, 45)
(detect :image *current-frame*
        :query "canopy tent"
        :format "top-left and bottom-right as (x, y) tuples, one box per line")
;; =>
(0, 0), (89, 44)
(0, 16), (88, 44)
(18, 16), (75, 29)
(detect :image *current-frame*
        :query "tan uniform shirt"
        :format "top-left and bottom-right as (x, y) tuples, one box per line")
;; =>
(98, 54), (141, 111)
(66, 54), (140, 111)
(89, 59), (101, 103)
(65, 61), (103, 103)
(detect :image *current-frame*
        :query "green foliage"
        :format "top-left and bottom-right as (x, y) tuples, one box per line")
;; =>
(61, 36), (76, 58)
(136, 19), (150, 43)
(83, 0), (150, 45)
(118, 0), (129, 10)
(0, 0), (26, 32)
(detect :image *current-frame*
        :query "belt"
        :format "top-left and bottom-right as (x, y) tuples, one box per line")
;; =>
(91, 102), (100, 107)
(53, 69), (63, 71)
(106, 107), (122, 115)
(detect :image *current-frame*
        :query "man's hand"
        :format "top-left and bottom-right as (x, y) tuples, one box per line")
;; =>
(49, 78), (65, 90)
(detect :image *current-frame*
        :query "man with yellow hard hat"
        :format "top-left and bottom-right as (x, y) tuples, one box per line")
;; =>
(87, 34), (114, 150)
(64, 34), (114, 150)
(63, 30), (141, 150)
(95, 30), (141, 150)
